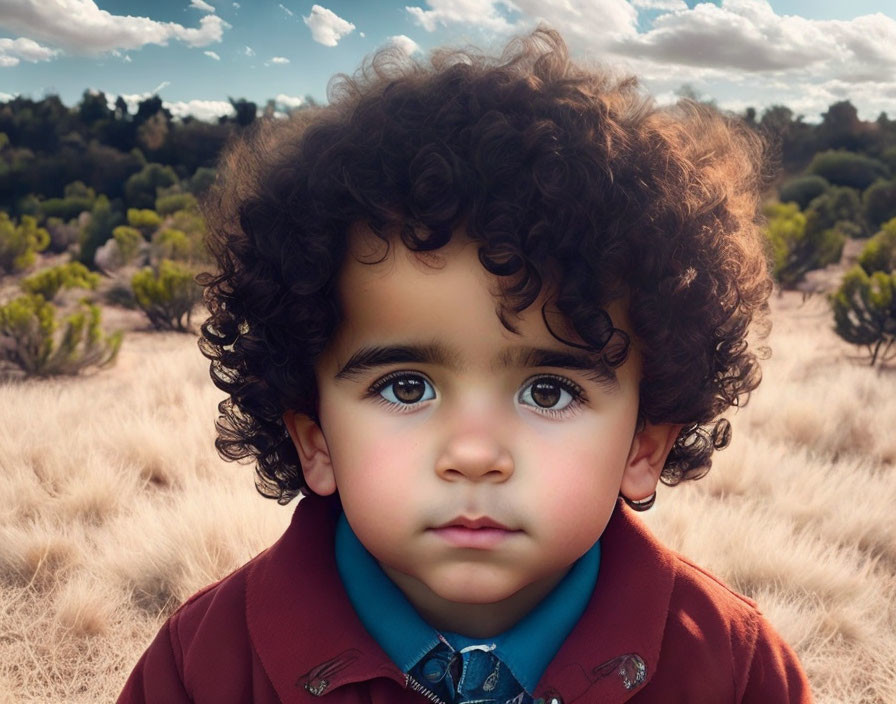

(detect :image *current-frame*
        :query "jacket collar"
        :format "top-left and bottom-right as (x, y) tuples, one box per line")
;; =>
(246, 496), (676, 703)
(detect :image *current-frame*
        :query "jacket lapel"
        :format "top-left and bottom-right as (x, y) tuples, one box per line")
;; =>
(246, 496), (407, 702)
(534, 501), (676, 703)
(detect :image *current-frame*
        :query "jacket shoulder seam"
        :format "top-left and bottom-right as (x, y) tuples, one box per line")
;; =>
(671, 553), (761, 612)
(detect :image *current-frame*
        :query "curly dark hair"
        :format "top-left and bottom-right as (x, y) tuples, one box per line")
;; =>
(198, 27), (773, 504)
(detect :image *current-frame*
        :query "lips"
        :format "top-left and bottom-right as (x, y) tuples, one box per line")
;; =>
(430, 516), (520, 549)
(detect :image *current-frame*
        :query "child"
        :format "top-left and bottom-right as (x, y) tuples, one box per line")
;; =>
(119, 27), (812, 703)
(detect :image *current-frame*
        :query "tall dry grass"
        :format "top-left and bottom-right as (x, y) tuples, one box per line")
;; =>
(1, 290), (894, 702)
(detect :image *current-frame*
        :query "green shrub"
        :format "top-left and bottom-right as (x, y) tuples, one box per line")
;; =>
(830, 266), (896, 366)
(21, 261), (100, 301)
(0, 213), (50, 273)
(112, 225), (143, 264)
(807, 150), (889, 190)
(131, 259), (202, 331)
(858, 219), (896, 275)
(186, 167), (216, 196)
(763, 202), (845, 287)
(778, 175), (829, 210)
(862, 179), (896, 230)
(77, 195), (123, 268)
(124, 163), (179, 210)
(155, 192), (198, 216)
(127, 208), (162, 230)
(0, 294), (123, 377)
(805, 186), (865, 237)
(151, 228), (192, 261)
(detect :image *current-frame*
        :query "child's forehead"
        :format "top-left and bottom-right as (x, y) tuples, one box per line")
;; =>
(333, 222), (636, 355)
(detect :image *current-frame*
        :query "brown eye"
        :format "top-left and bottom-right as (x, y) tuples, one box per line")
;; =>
(531, 380), (561, 407)
(518, 375), (583, 415)
(372, 373), (435, 406)
(393, 378), (425, 403)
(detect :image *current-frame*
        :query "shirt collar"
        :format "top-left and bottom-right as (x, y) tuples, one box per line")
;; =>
(334, 512), (600, 693)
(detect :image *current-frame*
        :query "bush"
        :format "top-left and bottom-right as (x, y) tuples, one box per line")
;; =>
(763, 202), (845, 287)
(38, 181), (97, 221)
(862, 179), (896, 230)
(779, 174), (829, 210)
(21, 261), (100, 301)
(151, 228), (192, 262)
(0, 294), (123, 378)
(131, 259), (202, 331)
(127, 208), (162, 230)
(124, 163), (178, 210)
(858, 219), (896, 275)
(807, 150), (889, 190)
(830, 266), (896, 366)
(805, 186), (865, 237)
(77, 195), (123, 268)
(186, 167), (216, 196)
(44, 216), (82, 254)
(155, 192), (198, 216)
(0, 213), (50, 273)
(112, 225), (143, 264)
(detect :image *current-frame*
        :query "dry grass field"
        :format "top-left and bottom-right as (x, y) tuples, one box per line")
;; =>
(1, 284), (895, 702)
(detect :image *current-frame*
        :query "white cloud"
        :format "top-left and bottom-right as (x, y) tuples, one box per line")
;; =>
(388, 34), (421, 56)
(275, 93), (304, 108)
(360, 31), (366, 38)
(0, 0), (227, 54)
(631, 0), (687, 10)
(233, 2), (240, 7)
(0, 36), (59, 66)
(153, 81), (171, 93)
(405, 0), (515, 33)
(0, 92), (17, 101)
(190, 0), (215, 13)
(270, 56), (290, 64)
(165, 99), (235, 121)
(123, 54), (132, 62)
(303, 5), (355, 47)
(613, 1), (896, 75)
(244, 45), (255, 56)
(278, 3), (294, 17)
(204, 50), (220, 60)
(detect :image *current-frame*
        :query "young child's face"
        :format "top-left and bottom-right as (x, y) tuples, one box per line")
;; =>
(286, 227), (677, 633)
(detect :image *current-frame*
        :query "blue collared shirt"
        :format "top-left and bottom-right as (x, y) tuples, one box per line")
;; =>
(334, 513), (600, 694)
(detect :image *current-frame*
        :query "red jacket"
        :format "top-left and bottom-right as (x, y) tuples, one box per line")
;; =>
(118, 496), (812, 703)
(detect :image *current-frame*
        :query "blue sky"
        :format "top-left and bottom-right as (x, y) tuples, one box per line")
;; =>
(1, 0), (895, 122)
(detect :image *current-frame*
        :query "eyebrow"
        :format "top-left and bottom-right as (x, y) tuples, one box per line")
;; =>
(334, 343), (620, 390)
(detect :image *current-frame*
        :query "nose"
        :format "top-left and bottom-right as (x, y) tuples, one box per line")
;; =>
(435, 431), (514, 483)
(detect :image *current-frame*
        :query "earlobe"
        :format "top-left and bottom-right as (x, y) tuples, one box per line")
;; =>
(620, 422), (683, 503)
(283, 411), (337, 496)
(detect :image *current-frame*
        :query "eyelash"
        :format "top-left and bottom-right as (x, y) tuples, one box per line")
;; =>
(365, 371), (587, 418)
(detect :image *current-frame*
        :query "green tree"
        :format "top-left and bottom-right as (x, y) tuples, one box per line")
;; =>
(862, 180), (896, 230)
(807, 150), (889, 191)
(131, 259), (202, 331)
(0, 294), (123, 377)
(778, 175), (829, 210)
(0, 213), (50, 273)
(155, 192), (198, 216)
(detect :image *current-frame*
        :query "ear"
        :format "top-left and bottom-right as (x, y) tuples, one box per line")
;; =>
(620, 422), (684, 503)
(283, 411), (337, 496)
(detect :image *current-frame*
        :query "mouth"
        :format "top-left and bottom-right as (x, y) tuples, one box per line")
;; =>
(429, 516), (522, 549)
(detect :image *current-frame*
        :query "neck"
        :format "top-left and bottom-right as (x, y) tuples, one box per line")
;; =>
(380, 565), (569, 639)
